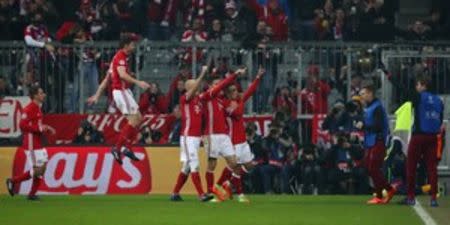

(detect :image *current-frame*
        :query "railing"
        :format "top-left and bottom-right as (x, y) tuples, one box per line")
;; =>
(1, 40), (450, 171)
(2, 41), (450, 114)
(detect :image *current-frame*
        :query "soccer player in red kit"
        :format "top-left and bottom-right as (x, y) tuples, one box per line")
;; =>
(202, 67), (247, 201)
(6, 85), (55, 200)
(170, 66), (214, 202)
(108, 35), (151, 164)
(215, 67), (265, 203)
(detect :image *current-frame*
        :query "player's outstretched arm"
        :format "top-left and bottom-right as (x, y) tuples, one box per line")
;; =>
(243, 67), (265, 102)
(87, 73), (110, 105)
(206, 67), (247, 98)
(117, 66), (150, 90)
(186, 66), (208, 100)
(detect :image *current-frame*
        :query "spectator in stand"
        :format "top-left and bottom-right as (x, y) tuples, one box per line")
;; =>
(256, 0), (291, 19)
(98, 0), (121, 40)
(359, 0), (395, 41)
(181, 17), (208, 42)
(0, 0), (15, 40)
(315, 0), (335, 40)
(208, 19), (230, 42)
(167, 64), (192, 109)
(168, 104), (182, 144)
(24, 11), (55, 103)
(286, 71), (298, 90)
(113, 0), (134, 31)
(246, 122), (265, 193)
(396, 20), (432, 41)
(76, 27), (100, 113)
(76, 0), (104, 40)
(322, 100), (346, 134)
(350, 75), (363, 97)
(299, 65), (331, 114)
(245, 0), (288, 41)
(24, 12), (54, 53)
(328, 8), (352, 41)
(168, 79), (185, 112)
(0, 76), (12, 97)
(242, 20), (267, 49)
(147, 0), (179, 41)
(290, 0), (322, 40)
(299, 65), (330, 142)
(260, 122), (295, 194)
(32, 0), (58, 28)
(138, 126), (163, 145)
(272, 86), (297, 119)
(183, 0), (206, 28)
(181, 17), (207, 64)
(325, 133), (367, 194)
(138, 82), (168, 114)
(73, 120), (105, 144)
(424, 9), (446, 40)
(223, 1), (256, 42)
(299, 144), (321, 194)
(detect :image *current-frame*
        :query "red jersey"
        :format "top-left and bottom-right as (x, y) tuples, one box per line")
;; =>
(299, 81), (330, 114)
(201, 73), (238, 135)
(111, 49), (131, 90)
(225, 77), (261, 144)
(180, 94), (203, 137)
(138, 92), (168, 114)
(246, 0), (288, 41)
(20, 101), (44, 150)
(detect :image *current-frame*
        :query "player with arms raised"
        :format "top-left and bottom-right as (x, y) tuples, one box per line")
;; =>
(215, 67), (264, 202)
(170, 65), (214, 202)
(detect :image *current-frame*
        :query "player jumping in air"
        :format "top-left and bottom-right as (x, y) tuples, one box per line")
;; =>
(89, 35), (151, 165)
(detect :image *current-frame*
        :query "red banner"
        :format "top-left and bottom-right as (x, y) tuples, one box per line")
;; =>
(42, 114), (273, 145)
(0, 97), (30, 138)
(12, 146), (151, 195)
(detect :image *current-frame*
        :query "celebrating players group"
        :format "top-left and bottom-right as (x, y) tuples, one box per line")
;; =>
(5, 35), (444, 207)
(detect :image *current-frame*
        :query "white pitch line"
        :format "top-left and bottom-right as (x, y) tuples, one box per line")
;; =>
(412, 200), (438, 225)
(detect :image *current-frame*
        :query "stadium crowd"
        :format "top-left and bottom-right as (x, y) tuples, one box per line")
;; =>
(1, 0), (450, 42)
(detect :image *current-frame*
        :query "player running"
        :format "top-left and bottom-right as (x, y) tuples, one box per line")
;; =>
(356, 84), (396, 204)
(89, 35), (150, 165)
(6, 85), (55, 200)
(170, 66), (214, 202)
(214, 67), (264, 203)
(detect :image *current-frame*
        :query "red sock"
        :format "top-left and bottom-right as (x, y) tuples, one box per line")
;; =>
(116, 123), (132, 150)
(191, 172), (205, 196)
(216, 167), (232, 185)
(12, 171), (31, 183)
(172, 172), (189, 194)
(205, 171), (214, 193)
(230, 173), (242, 195)
(29, 177), (42, 197)
(125, 125), (139, 149)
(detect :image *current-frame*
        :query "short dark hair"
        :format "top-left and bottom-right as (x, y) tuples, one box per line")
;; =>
(361, 83), (376, 94)
(119, 35), (135, 49)
(416, 74), (431, 89)
(29, 84), (41, 99)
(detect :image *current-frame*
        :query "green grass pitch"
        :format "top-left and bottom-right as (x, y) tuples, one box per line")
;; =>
(1, 195), (448, 225)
